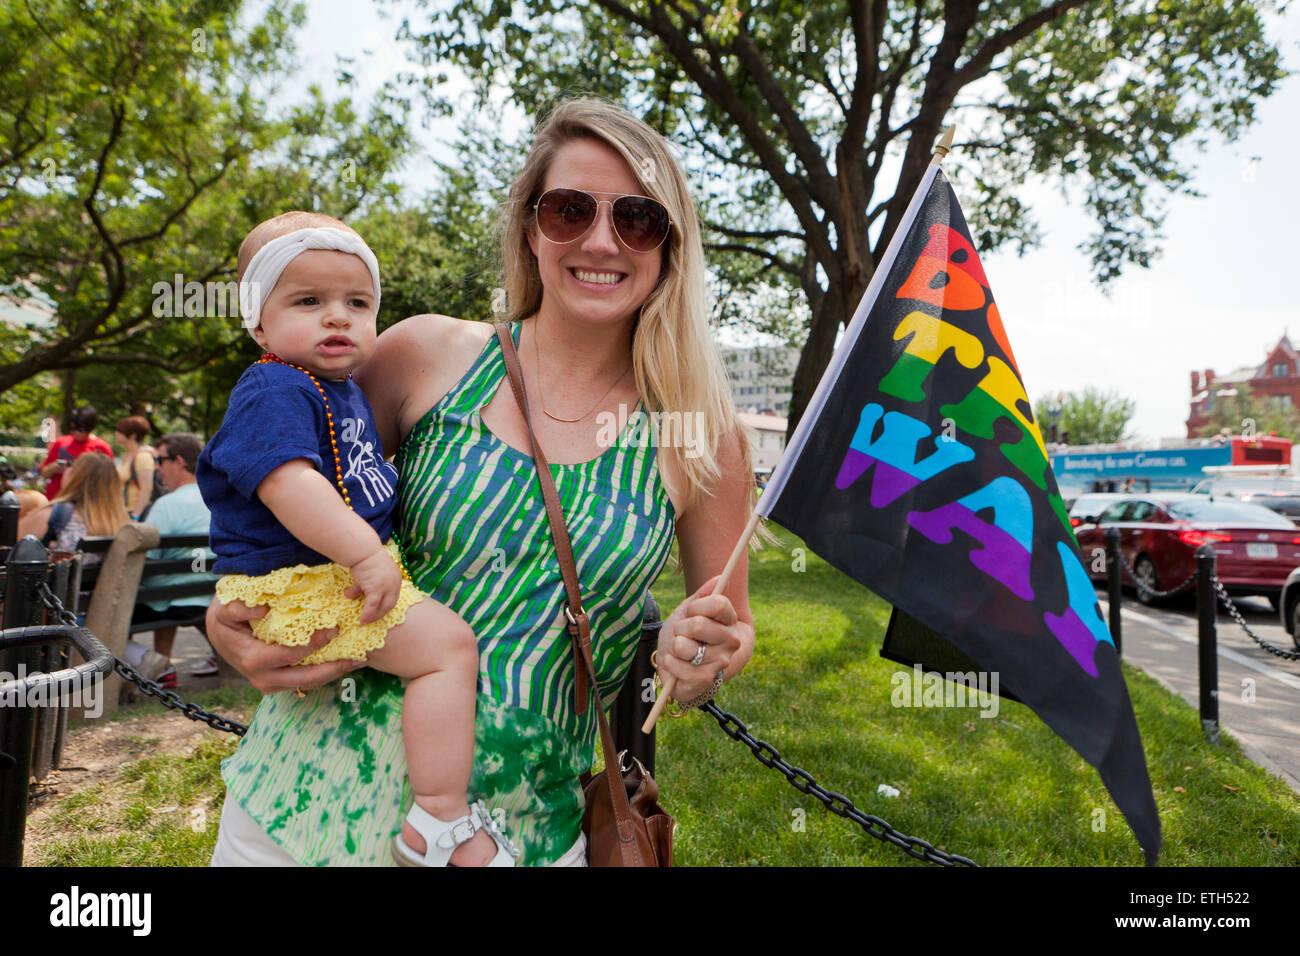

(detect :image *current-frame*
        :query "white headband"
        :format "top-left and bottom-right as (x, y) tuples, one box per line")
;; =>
(239, 227), (382, 338)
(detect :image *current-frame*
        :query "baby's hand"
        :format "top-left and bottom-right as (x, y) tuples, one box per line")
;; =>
(345, 547), (401, 625)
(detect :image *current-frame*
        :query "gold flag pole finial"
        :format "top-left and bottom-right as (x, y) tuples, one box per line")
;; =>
(931, 125), (956, 163)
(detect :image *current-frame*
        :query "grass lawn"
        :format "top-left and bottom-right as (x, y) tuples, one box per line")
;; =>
(650, 527), (1300, 867)
(25, 527), (1300, 866)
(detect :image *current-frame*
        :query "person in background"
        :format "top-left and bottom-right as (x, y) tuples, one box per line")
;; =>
(38, 406), (113, 499)
(1, 457), (47, 518)
(126, 433), (219, 688)
(18, 453), (131, 562)
(14, 489), (49, 519)
(114, 415), (158, 520)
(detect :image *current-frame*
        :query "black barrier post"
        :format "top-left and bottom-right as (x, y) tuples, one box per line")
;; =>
(0, 491), (18, 557)
(0, 622), (113, 867)
(1195, 544), (1220, 745)
(1105, 527), (1123, 657)
(0, 536), (51, 865)
(611, 593), (663, 775)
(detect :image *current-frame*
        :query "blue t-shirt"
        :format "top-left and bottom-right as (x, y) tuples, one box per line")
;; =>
(197, 361), (399, 575)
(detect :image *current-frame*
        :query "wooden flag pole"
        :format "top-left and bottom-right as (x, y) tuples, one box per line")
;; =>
(931, 124), (955, 162)
(641, 123), (956, 735)
(641, 510), (762, 733)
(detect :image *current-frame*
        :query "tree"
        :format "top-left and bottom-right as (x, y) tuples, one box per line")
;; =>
(356, 122), (522, 329)
(1036, 386), (1135, 445)
(0, 0), (413, 436)
(395, 0), (1285, 437)
(1193, 382), (1300, 443)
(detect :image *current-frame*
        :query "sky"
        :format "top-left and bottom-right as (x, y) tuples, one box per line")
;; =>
(269, 0), (1300, 444)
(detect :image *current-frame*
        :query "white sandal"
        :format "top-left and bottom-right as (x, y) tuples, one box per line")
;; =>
(391, 800), (519, 867)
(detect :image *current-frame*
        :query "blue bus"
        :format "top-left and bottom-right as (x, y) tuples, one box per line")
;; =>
(1050, 437), (1291, 495)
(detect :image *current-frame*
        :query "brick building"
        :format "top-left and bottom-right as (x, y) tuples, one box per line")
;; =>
(1187, 335), (1300, 436)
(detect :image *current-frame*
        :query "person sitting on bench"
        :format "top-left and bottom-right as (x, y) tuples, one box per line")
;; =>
(126, 433), (217, 686)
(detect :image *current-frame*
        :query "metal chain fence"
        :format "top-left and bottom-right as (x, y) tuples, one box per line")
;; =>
(34, 580), (247, 736)
(701, 701), (977, 866)
(1112, 545), (1197, 601)
(1110, 543), (1300, 661)
(1211, 579), (1300, 662)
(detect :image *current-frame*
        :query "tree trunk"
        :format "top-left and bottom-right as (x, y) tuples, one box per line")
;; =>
(786, 283), (852, 443)
(60, 368), (76, 430)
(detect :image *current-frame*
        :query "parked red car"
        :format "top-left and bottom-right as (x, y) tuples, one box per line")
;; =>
(1074, 493), (1300, 606)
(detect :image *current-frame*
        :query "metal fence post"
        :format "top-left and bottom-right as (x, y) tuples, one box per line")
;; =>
(1195, 544), (1220, 745)
(31, 559), (73, 782)
(0, 536), (51, 866)
(1105, 527), (1122, 657)
(0, 491), (18, 556)
(611, 593), (663, 775)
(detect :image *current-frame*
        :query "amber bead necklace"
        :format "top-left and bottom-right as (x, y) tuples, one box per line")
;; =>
(257, 353), (352, 508)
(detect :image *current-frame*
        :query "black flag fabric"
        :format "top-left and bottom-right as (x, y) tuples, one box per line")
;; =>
(757, 164), (1161, 864)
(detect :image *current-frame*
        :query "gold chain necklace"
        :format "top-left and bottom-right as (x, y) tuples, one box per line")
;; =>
(531, 319), (631, 423)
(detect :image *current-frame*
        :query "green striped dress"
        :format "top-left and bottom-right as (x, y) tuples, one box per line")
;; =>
(219, 321), (677, 865)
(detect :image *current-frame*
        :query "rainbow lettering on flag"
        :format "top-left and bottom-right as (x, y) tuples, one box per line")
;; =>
(758, 165), (1159, 864)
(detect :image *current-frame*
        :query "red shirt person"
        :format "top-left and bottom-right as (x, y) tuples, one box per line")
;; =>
(40, 405), (113, 498)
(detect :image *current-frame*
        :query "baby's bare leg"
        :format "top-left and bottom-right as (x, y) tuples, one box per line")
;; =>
(365, 598), (494, 865)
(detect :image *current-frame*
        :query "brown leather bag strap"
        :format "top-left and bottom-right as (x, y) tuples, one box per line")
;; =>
(493, 321), (643, 865)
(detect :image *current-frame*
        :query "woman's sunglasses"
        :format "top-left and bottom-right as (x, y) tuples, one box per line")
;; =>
(532, 188), (672, 253)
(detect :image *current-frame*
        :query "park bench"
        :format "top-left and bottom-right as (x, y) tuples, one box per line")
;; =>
(73, 526), (220, 715)
(79, 532), (215, 635)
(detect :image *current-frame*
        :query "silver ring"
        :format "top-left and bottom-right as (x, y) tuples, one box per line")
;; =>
(689, 642), (706, 666)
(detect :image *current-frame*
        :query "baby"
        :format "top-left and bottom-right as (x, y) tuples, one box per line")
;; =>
(197, 211), (515, 867)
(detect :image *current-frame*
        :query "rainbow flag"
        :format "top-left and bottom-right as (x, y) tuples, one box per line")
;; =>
(758, 164), (1160, 864)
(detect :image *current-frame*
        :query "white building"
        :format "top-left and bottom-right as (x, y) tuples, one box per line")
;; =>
(722, 344), (798, 416)
(738, 411), (787, 474)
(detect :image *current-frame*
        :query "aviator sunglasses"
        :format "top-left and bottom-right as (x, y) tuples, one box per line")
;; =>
(532, 187), (673, 253)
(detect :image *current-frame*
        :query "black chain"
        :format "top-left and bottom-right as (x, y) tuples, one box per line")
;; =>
(34, 580), (247, 736)
(1112, 546), (1198, 600)
(1211, 577), (1300, 662)
(1107, 545), (1300, 661)
(700, 701), (977, 866)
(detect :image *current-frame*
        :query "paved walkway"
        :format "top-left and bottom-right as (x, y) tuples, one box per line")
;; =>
(1098, 594), (1300, 794)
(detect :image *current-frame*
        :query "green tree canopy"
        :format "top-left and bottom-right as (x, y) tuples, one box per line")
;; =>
(1193, 382), (1300, 443)
(356, 121), (522, 329)
(1036, 386), (1135, 445)
(394, 0), (1286, 436)
(0, 0), (413, 436)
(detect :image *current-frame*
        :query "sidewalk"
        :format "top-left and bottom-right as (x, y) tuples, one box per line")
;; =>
(1099, 597), (1300, 794)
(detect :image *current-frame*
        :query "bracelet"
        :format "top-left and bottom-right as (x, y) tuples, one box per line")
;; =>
(678, 669), (725, 711)
(649, 651), (726, 717)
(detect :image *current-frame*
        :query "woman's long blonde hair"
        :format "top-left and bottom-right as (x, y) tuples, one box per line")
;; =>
(53, 453), (131, 536)
(500, 98), (764, 537)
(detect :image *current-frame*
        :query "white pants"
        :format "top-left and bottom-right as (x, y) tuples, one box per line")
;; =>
(211, 800), (587, 867)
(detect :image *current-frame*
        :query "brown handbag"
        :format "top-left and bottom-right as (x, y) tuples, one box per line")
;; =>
(494, 322), (674, 867)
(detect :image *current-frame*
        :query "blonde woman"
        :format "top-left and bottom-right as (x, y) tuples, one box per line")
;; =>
(19, 453), (131, 563)
(207, 97), (761, 866)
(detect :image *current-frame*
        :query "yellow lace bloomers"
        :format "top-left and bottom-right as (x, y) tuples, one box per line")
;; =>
(215, 539), (424, 665)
